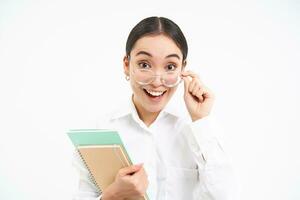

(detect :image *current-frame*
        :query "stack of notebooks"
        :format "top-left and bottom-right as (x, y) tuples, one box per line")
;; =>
(68, 129), (149, 200)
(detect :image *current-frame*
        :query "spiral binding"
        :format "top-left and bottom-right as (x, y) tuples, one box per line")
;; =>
(77, 149), (102, 194)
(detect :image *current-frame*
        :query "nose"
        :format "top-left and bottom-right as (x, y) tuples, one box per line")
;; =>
(151, 74), (163, 87)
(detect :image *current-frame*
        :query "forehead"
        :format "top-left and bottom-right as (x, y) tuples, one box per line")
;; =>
(131, 34), (182, 59)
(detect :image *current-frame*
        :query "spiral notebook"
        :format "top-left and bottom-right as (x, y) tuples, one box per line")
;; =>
(67, 129), (149, 200)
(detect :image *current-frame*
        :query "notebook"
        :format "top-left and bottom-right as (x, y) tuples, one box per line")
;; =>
(68, 129), (149, 200)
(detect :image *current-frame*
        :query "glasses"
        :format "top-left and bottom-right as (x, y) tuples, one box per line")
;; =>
(132, 67), (182, 87)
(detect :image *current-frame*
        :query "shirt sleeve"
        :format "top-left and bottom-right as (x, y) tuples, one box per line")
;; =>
(72, 151), (102, 200)
(182, 117), (239, 200)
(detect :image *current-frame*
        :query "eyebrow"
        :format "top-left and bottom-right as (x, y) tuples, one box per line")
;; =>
(135, 51), (181, 60)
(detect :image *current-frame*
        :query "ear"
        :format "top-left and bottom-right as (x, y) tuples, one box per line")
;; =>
(182, 60), (187, 71)
(123, 55), (130, 76)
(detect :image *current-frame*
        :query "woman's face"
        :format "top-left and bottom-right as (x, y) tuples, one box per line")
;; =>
(124, 34), (185, 114)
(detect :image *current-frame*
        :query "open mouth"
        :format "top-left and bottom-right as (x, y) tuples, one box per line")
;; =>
(143, 88), (167, 98)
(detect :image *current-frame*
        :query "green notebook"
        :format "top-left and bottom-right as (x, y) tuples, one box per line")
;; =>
(68, 129), (125, 146)
(68, 129), (149, 200)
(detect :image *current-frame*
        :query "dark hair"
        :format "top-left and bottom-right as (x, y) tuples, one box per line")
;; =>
(125, 16), (188, 63)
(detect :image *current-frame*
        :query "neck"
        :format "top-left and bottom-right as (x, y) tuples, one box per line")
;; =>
(132, 96), (159, 127)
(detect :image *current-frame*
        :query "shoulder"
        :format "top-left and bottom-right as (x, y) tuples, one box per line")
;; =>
(95, 111), (115, 129)
(94, 101), (131, 129)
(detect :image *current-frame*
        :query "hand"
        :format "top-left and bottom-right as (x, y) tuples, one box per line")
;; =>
(102, 163), (149, 200)
(181, 70), (215, 121)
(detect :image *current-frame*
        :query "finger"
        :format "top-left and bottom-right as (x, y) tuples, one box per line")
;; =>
(195, 87), (204, 102)
(191, 78), (206, 93)
(181, 70), (199, 79)
(192, 87), (204, 102)
(189, 79), (203, 94)
(181, 71), (206, 87)
(119, 163), (143, 177)
(188, 79), (197, 93)
(202, 87), (215, 99)
(132, 167), (147, 179)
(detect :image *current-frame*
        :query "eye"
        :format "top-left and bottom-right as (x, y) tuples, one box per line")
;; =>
(138, 62), (151, 69)
(166, 63), (177, 71)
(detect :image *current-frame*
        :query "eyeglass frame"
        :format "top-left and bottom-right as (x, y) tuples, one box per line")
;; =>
(126, 55), (184, 88)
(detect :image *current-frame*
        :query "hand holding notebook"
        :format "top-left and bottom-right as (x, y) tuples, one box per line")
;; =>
(68, 129), (149, 200)
(102, 163), (149, 200)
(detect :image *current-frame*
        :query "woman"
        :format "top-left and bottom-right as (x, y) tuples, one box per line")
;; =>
(73, 16), (237, 200)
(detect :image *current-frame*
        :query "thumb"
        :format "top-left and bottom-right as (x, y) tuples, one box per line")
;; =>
(119, 163), (143, 176)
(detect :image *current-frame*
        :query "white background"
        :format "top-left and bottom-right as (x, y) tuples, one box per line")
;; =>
(0, 0), (299, 199)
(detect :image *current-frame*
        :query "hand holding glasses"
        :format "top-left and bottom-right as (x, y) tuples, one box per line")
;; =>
(131, 63), (215, 121)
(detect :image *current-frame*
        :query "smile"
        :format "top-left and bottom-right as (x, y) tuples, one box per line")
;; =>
(143, 89), (167, 97)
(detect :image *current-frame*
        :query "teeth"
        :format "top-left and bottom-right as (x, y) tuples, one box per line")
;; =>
(145, 89), (165, 96)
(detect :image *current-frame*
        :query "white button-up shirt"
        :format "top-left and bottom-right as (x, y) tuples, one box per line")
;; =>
(72, 96), (238, 200)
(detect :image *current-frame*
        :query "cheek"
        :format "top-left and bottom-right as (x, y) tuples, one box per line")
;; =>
(130, 80), (142, 94)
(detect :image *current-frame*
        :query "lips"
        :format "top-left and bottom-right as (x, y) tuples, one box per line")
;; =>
(143, 88), (167, 98)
